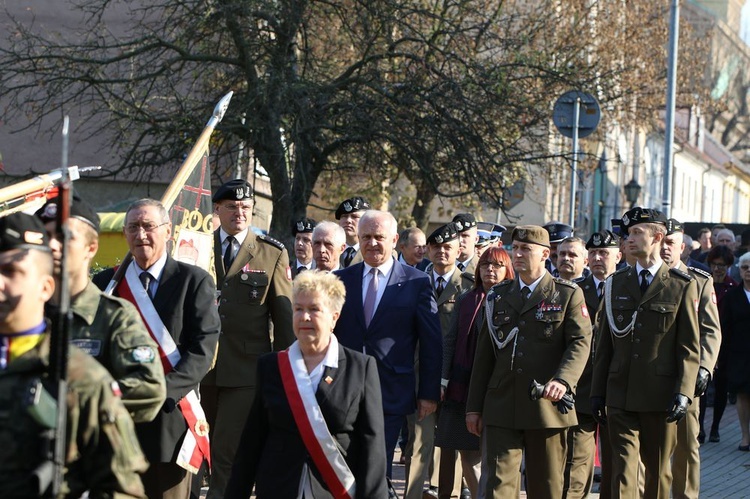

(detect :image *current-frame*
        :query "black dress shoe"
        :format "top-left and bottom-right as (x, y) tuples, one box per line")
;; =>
(738, 444), (750, 451)
(709, 430), (720, 442)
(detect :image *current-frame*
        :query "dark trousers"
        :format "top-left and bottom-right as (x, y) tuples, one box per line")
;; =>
(142, 462), (192, 499)
(384, 413), (407, 478)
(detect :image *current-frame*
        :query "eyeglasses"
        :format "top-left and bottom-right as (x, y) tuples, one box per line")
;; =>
(741, 265), (750, 271)
(125, 222), (168, 234)
(709, 262), (728, 269)
(221, 203), (253, 212)
(479, 262), (505, 270)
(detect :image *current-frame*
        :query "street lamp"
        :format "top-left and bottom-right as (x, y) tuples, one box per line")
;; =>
(624, 178), (641, 209)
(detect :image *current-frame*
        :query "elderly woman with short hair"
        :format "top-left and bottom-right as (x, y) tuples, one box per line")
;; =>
(225, 271), (388, 498)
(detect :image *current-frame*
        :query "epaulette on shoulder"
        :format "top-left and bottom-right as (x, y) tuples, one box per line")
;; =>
(669, 267), (693, 281)
(258, 233), (285, 250)
(613, 266), (630, 276)
(552, 276), (577, 288)
(687, 266), (711, 280)
(461, 271), (476, 282)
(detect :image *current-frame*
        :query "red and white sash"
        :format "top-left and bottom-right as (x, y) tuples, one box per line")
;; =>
(117, 263), (210, 474)
(278, 340), (355, 499)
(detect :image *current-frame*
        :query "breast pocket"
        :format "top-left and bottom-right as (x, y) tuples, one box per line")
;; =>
(649, 302), (677, 332)
(535, 312), (563, 341)
(239, 273), (268, 304)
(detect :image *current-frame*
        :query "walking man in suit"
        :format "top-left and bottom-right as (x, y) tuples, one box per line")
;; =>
(292, 216), (316, 276)
(333, 210), (442, 480)
(93, 199), (221, 499)
(203, 179), (294, 499)
(663, 219), (721, 499)
(564, 230), (621, 499)
(313, 221), (347, 272)
(466, 225), (592, 499)
(591, 208), (701, 499)
(336, 196), (370, 268)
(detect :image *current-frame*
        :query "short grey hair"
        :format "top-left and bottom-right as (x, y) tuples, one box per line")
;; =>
(126, 199), (170, 224)
(313, 221), (346, 247)
(359, 210), (398, 236)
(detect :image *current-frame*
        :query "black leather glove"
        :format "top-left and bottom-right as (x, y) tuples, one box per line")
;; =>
(694, 367), (711, 397)
(666, 393), (690, 423)
(555, 392), (575, 414)
(591, 396), (607, 425)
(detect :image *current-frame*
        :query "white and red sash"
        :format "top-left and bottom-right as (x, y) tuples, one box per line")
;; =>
(278, 342), (355, 499)
(116, 263), (210, 474)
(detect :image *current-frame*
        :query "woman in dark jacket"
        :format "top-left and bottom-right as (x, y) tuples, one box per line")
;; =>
(225, 271), (387, 498)
(435, 246), (514, 497)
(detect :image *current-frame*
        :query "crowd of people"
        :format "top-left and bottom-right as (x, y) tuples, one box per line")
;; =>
(1, 177), (750, 499)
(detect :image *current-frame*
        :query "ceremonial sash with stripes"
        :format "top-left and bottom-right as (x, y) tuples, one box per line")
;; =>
(116, 263), (210, 474)
(278, 342), (355, 499)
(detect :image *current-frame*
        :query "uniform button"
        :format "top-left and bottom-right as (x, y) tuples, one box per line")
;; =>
(517, 352), (524, 358)
(519, 320), (525, 326)
(519, 336), (525, 342)
(224, 282), (229, 287)
(637, 323), (642, 328)
(634, 338), (640, 343)
(516, 368), (523, 374)
(221, 299), (227, 304)
(220, 314), (226, 319)
(638, 307), (643, 312)
(633, 354), (639, 359)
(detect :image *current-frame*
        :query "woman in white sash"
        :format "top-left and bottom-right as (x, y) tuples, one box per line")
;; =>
(225, 270), (388, 499)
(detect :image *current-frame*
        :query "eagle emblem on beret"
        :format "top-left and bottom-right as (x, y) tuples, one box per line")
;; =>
(592, 234), (602, 246)
(296, 221), (305, 231)
(455, 221), (464, 231)
(517, 229), (527, 239)
(436, 234), (444, 243)
(622, 214), (630, 225)
(343, 201), (352, 212)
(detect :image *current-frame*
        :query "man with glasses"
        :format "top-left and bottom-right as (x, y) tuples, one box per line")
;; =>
(94, 199), (221, 499)
(201, 179), (293, 498)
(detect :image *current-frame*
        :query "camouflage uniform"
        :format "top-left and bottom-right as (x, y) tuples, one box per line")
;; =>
(0, 332), (148, 498)
(61, 281), (166, 423)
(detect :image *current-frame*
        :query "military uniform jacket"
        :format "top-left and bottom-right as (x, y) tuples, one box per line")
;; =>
(573, 275), (604, 414)
(678, 261), (721, 373)
(430, 269), (474, 335)
(51, 281), (167, 423)
(591, 263), (701, 412)
(208, 230), (294, 388)
(0, 333), (148, 498)
(466, 272), (592, 429)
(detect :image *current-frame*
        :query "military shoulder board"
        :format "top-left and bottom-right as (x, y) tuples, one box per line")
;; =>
(687, 266), (711, 280)
(669, 267), (693, 281)
(259, 234), (285, 250)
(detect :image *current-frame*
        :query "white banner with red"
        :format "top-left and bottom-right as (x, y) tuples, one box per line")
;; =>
(278, 341), (355, 499)
(118, 263), (210, 474)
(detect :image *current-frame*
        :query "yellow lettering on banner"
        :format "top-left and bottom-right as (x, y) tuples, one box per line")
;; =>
(177, 209), (210, 234)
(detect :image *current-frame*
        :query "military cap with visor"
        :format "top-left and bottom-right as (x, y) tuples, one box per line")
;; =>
(586, 230), (619, 250)
(427, 222), (459, 245)
(35, 193), (101, 233)
(0, 213), (51, 252)
(542, 222), (574, 243)
(335, 196), (370, 220)
(212, 178), (254, 202)
(511, 225), (551, 248)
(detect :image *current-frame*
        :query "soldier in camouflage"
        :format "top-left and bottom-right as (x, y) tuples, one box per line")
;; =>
(0, 212), (148, 498)
(37, 194), (166, 423)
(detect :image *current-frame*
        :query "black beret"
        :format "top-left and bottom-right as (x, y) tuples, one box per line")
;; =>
(212, 179), (253, 202)
(586, 230), (620, 250)
(542, 222), (574, 243)
(0, 213), (50, 252)
(335, 196), (370, 219)
(512, 225), (550, 248)
(452, 213), (477, 232)
(292, 217), (316, 235)
(620, 207), (667, 235)
(36, 193), (100, 233)
(666, 218), (684, 236)
(427, 223), (459, 245)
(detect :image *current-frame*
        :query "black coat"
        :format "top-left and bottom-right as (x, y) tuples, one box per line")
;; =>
(93, 256), (221, 463)
(225, 344), (388, 499)
(723, 285), (750, 393)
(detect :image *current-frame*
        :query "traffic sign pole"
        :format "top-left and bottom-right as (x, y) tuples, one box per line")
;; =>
(569, 98), (580, 228)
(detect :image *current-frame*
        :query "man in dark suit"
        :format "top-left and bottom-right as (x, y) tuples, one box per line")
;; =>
(466, 225), (592, 498)
(337, 196), (371, 268)
(398, 227), (430, 271)
(591, 208), (701, 499)
(292, 216), (316, 276)
(564, 230), (621, 499)
(93, 198), (221, 499)
(333, 210), (442, 479)
(203, 179), (294, 498)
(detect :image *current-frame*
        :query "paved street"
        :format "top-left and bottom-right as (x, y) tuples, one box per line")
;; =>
(201, 402), (750, 498)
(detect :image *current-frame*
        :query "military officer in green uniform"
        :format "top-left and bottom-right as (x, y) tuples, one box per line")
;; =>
(37, 194), (166, 423)
(564, 230), (621, 499)
(466, 225), (592, 499)
(0, 212), (148, 498)
(204, 179), (294, 499)
(452, 213), (479, 275)
(662, 218), (721, 499)
(337, 196), (370, 268)
(591, 208), (701, 499)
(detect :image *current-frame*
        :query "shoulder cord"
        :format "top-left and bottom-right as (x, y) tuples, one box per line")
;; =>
(485, 288), (519, 351)
(604, 276), (637, 338)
